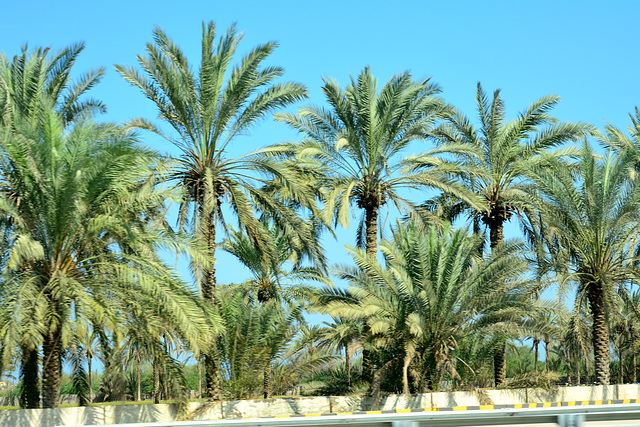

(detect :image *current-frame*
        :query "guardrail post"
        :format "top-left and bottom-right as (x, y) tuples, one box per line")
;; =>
(557, 413), (585, 427)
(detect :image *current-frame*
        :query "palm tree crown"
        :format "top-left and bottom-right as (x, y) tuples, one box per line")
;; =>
(426, 82), (591, 248)
(0, 43), (105, 129)
(276, 67), (470, 257)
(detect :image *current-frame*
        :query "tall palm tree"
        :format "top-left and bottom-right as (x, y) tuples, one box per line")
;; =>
(0, 109), (212, 408)
(0, 44), (106, 407)
(117, 22), (311, 398)
(275, 67), (477, 258)
(528, 142), (640, 385)
(422, 83), (591, 385)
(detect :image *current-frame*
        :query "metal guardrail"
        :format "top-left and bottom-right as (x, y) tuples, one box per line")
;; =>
(66, 403), (640, 427)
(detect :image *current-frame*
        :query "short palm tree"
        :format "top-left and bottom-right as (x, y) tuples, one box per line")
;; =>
(319, 316), (365, 388)
(331, 223), (532, 397)
(275, 67), (476, 257)
(117, 22), (311, 398)
(529, 142), (640, 385)
(220, 220), (329, 303)
(0, 109), (211, 408)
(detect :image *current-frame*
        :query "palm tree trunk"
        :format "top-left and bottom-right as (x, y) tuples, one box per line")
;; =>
(364, 204), (379, 257)
(153, 358), (160, 404)
(545, 340), (550, 374)
(42, 326), (62, 408)
(488, 218), (505, 249)
(577, 357), (581, 384)
(633, 354), (637, 383)
(88, 354), (93, 403)
(488, 218), (508, 387)
(136, 357), (141, 402)
(197, 357), (202, 398)
(534, 339), (539, 372)
(202, 207), (222, 400)
(345, 343), (351, 387)
(587, 281), (610, 385)
(20, 346), (40, 409)
(362, 345), (374, 387)
(619, 349), (624, 384)
(494, 340), (507, 387)
(263, 363), (272, 399)
(402, 353), (412, 397)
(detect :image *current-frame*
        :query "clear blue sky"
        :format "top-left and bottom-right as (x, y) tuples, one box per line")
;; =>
(2, 0), (639, 289)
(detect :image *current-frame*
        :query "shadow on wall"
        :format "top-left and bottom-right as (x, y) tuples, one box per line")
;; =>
(0, 407), (104, 427)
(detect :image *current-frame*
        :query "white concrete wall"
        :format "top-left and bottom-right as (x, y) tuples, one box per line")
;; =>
(431, 390), (480, 407)
(484, 388), (527, 405)
(618, 384), (640, 400)
(0, 385), (638, 426)
(222, 396), (331, 418)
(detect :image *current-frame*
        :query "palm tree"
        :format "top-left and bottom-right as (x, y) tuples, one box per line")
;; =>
(0, 44), (106, 408)
(330, 223), (532, 398)
(0, 43), (105, 129)
(116, 22), (312, 398)
(425, 82), (591, 249)
(528, 142), (640, 385)
(0, 109), (212, 408)
(275, 67), (478, 258)
(320, 316), (364, 388)
(422, 83), (591, 385)
(221, 220), (329, 303)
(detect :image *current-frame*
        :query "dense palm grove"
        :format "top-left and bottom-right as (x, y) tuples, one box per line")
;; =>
(1, 22), (640, 410)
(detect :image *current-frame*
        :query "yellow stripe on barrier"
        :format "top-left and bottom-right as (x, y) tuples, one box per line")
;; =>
(624, 399), (631, 404)
(528, 403), (537, 408)
(479, 405), (494, 410)
(336, 412), (352, 416)
(568, 401), (576, 406)
(274, 415), (291, 418)
(514, 404), (523, 409)
(366, 411), (382, 415)
(305, 414), (322, 417)
(453, 406), (467, 411)
(395, 408), (412, 413)
(542, 402), (551, 407)
(594, 400), (602, 405)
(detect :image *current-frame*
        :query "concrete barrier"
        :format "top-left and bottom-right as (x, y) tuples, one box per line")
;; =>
(618, 384), (640, 400)
(431, 390), (480, 407)
(379, 394), (430, 410)
(484, 388), (527, 405)
(0, 385), (639, 426)
(222, 396), (331, 418)
(556, 385), (616, 402)
(0, 406), (104, 427)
